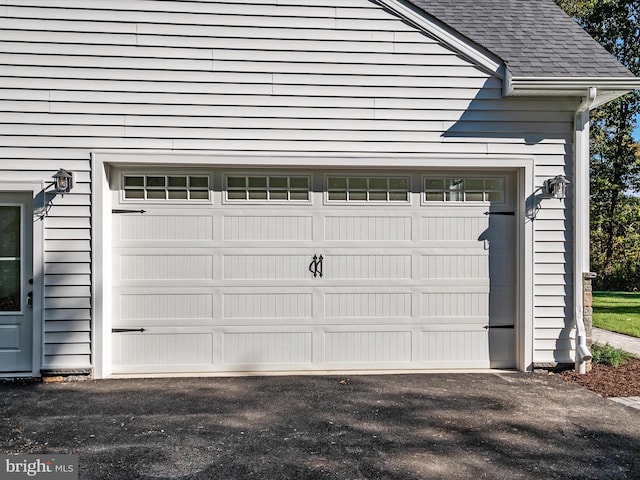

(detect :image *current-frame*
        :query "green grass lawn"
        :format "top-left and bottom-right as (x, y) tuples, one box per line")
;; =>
(592, 291), (640, 338)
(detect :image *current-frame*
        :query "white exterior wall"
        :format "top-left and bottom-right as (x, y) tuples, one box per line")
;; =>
(0, 0), (578, 371)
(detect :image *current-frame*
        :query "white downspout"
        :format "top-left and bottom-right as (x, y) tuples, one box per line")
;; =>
(574, 87), (597, 373)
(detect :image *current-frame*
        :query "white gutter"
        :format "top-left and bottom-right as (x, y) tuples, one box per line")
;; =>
(574, 87), (597, 373)
(504, 75), (640, 107)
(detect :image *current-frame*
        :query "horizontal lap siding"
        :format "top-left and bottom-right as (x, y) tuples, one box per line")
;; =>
(0, 0), (576, 369)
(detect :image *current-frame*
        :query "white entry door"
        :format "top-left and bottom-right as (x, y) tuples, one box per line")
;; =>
(0, 192), (33, 373)
(110, 170), (517, 374)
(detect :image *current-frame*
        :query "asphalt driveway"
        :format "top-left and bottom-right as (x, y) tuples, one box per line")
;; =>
(1, 373), (639, 479)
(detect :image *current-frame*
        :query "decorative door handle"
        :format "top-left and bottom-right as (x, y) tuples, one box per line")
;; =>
(309, 254), (324, 278)
(309, 254), (317, 277)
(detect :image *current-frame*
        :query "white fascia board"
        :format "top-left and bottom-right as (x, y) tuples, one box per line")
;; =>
(505, 75), (640, 107)
(372, 0), (504, 78)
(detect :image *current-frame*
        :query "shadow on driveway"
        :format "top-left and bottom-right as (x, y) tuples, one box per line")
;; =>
(1, 373), (639, 479)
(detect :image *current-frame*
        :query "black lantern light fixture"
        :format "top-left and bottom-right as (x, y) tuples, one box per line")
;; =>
(543, 175), (570, 199)
(52, 169), (75, 195)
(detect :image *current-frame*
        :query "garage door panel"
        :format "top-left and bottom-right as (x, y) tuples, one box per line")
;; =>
(112, 332), (215, 373)
(223, 292), (313, 320)
(223, 253), (310, 280)
(324, 215), (413, 242)
(489, 329), (516, 368)
(489, 286), (517, 324)
(116, 213), (215, 242)
(421, 291), (489, 318)
(325, 254), (412, 280)
(116, 291), (214, 324)
(488, 252), (516, 286)
(119, 254), (214, 281)
(223, 330), (313, 365)
(482, 216), (516, 243)
(324, 330), (412, 364)
(224, 215), (313, 242)
(421, 216), (489, 241)
(421, 253), (488, 280)
(324, 292), (412, 319)
(421, 325), (489, 366)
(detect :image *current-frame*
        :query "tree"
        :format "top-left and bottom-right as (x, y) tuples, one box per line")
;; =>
(556, 0), (640, 290)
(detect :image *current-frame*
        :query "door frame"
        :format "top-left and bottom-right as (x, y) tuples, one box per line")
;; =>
(93, 151), (535, 378)
(0, 182), (44, 378)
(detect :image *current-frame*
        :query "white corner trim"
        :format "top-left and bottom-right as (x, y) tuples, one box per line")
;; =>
(519, 166), (535, 372)
(371, 0), (504, 77)
(91, 153), (113, 379)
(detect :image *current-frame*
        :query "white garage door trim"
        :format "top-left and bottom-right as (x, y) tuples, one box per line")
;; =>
(92, 152), (535, 378)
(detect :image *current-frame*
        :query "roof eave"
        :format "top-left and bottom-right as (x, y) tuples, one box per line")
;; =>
(505, 74), (640, 108)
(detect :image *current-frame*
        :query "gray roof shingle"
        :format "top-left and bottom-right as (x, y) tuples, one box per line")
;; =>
(405, 0), (635, 78)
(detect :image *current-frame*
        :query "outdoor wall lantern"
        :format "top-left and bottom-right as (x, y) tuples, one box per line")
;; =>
(543, 175), (570, 199)
(52, 169), (75, 195)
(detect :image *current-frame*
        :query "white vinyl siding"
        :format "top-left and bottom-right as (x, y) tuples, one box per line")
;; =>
(0, 0), (577, 371)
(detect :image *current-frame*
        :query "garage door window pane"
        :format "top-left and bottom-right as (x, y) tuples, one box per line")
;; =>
(227, 177), (246, 189)
(190, 177), (209, 189)
(487, 191), (504, 202)
(147, 190), (166, 199)
(390, 191), (409, 201)
(226, 175), (310, 202)
(168, 190), (188, 200)
(249, 177), (267, 188)
(123, 175), (209, 202)
(124, 176), (144, 188)
(349, 178), (367, 190)
(369, 192), (387, 201)
(485, 178), (504, 190)
(270, 177), (288, 188)
(328, 178), (347, 190)
(147, 177), (165, 188)
(270, 191), (288, 200)
(228, 190), (246, 200)
(424, 176), (506, 204)
(125, 189), (144, 199)
(290, 191), (310, 200)
(168, 177), (187, 188)
(369, 178), (387, 190)
(189, 190), (209, 200)
(348, 191), (367, 201)
(328, 176), (409, 203)
(249, 190), (268, 200)
(389, 178), (408, 190)
(290, 177), (309, 189)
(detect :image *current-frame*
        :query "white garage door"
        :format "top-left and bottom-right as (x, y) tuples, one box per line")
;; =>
(110, 169), (516, 375)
